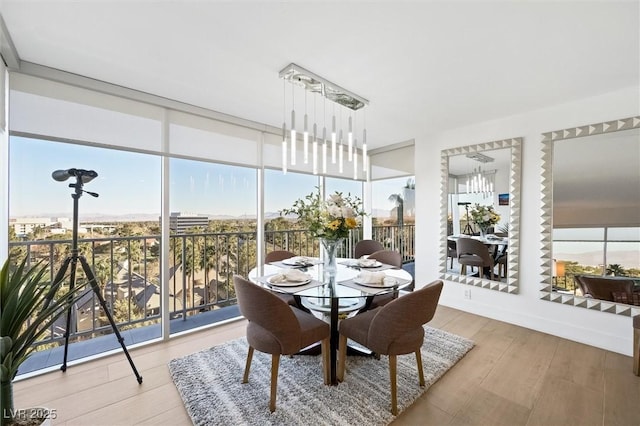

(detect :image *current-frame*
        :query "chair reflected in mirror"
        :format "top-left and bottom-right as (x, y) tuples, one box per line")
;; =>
(456, 237), (495, 281)
(447, 239), (457, 270)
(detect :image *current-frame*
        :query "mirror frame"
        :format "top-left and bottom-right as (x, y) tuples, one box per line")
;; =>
(440, 137), (522, 293)
(540, 116), (640, 316)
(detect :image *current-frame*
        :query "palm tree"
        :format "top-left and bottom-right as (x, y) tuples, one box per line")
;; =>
(388, 193), (404, 227)
(606, 264), (627, 276)
(388, 193), (404, 260)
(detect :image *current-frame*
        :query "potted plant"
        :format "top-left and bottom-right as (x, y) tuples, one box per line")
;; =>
(1, 257), (84, 425)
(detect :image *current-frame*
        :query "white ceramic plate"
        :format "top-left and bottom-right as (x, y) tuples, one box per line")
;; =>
(282, 257), (315, 266)
(266, 276), (311, 287)
(357, 260), (382, 268)
(353, 276), (397, 288)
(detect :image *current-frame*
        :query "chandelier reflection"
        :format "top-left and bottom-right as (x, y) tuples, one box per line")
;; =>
(464, 152), (495, 198)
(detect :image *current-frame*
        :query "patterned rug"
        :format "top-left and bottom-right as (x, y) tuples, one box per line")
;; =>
(169, 326), (474, 425)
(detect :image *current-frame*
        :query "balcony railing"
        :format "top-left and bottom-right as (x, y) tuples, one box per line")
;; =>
(8, 224), (415, 352)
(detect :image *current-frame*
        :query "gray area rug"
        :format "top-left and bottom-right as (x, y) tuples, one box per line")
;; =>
(169, 326), (474, 425)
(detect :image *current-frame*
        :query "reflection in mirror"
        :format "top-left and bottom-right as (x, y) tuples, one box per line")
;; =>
(540, 117), (640, 316)
(440, 138), (521, 293)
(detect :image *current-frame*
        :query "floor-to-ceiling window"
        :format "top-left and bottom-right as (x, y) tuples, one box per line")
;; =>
(371, 176), (415, 262)
(263, 169), (319, 256)
(9, 136), (163, 372)
(168, 159), (256, 332)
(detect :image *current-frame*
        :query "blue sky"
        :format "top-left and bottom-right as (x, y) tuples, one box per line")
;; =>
(10, 136), (407, 218)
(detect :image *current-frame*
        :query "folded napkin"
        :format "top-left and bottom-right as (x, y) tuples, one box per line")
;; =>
(357, 258), (379, 267)
(288, 256), (314, 265)
(356, 271), (387, 285)
(269, 269), (311, 283)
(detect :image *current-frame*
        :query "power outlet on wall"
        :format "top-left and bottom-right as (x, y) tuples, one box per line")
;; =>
(464, 289), (471, 299)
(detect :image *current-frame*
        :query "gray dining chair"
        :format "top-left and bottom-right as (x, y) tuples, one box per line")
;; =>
(354, 239), (384, 259)
(263, 250), (305, 309)
(265, 250), (296, 263)
(359, 250), (404, 311)
(337, 280), (444, 415)
(456, 237), (494, 280)
(234, 275), (330, 412)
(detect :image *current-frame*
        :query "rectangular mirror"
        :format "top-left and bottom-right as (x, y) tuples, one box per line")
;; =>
(440, 138), (522, 293)
(540, 117), (640, 316)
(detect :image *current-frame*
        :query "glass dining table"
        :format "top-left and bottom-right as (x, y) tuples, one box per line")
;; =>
(249, 257), (413, 385)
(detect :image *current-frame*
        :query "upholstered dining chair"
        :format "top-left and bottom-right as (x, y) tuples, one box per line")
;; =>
(337, 280), (444, 415)
(263, 250), (302, 308)
(456, 237), (495, 281)
(360, 249), (404, 311)
(265, 250), (296, 263)
(574, 275), (635, 302)
(354, 239), (384, 259)
(447, 239), (458, 269)
(233, 275), (330, 412)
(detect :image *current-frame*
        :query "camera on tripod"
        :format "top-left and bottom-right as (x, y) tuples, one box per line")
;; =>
(52, 168), (98, 184)
(45, 167), (142, 383)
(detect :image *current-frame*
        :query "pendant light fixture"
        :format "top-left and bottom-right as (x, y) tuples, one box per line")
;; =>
(279, 63), (369, 177)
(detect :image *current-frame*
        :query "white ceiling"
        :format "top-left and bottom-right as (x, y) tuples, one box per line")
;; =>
(0, 1), (638, 151)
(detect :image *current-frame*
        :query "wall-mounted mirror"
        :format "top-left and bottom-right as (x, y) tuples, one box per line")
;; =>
(540, 116), (640, 316)
(440, 138), (522, 293)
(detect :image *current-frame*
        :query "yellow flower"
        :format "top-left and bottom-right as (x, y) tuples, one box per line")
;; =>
(345, 217), (357, 228)
(328, 220), (341, 230)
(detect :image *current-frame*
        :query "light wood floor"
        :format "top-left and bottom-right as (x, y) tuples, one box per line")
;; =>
(13, 306), (640, 425)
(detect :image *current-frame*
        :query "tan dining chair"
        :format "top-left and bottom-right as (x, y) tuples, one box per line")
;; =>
(265, 250), (296, 263)
(263, 250), (309, 311)
(447, 239), (457, 269)
(354, 239), (384, 259)
(233, 275), (330, 412)
(574, 275), (635, 302)
(337, 280), (444, 415)
(456, 237), (495, 280)
(359, 250), (404, 311)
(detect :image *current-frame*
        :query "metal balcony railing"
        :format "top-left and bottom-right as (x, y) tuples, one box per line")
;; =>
(8, 224), (415, 351)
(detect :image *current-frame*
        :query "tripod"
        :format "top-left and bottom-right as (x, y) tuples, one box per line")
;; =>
(44, 169), (142, 384)
(461, 203), (474, 235)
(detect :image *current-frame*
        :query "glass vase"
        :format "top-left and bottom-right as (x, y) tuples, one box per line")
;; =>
(320, 237), (343, 277)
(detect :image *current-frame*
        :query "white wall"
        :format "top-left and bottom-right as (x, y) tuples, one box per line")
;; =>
(415, 86), (640, 356)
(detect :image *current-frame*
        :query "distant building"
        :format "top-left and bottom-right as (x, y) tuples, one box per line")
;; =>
(169, 212), (209, 234)
(11, 217), (54, 237)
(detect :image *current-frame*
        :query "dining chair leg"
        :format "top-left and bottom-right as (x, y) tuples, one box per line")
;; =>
(461, 264), (467, 275)
(322, 337), (330, 385)
(415, 349), (425, 387)
(389, 354), (398, 416)
(337, 334), (347, 382)
(269, 354), (280, 413)
(242, 346), (254, 383)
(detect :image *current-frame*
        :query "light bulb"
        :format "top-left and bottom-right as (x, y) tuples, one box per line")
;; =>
(348, 116), (353, 162)
(303, 113), (309, 164)
(290, 109), (296, 165)
(331, 115), (337, 164)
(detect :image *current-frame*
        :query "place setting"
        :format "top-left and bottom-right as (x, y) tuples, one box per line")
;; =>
(340, 257), (396, 271)
(269, 256), (322, 269)
(339, 270), (411, 295)
(260, 268), (324, 292)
